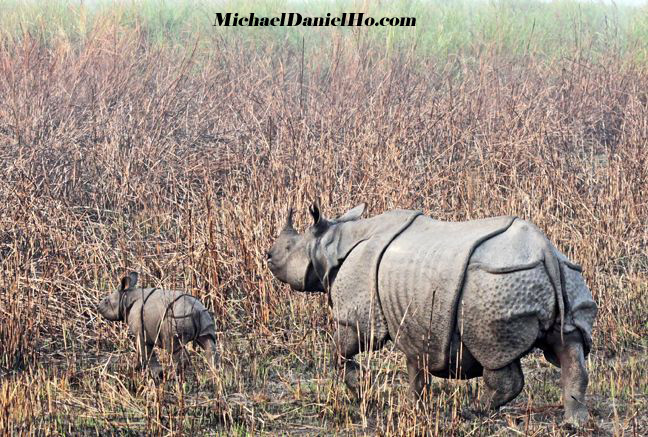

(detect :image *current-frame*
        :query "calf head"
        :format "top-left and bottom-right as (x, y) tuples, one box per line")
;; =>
(97, 272), (139, 321)
(266, 203), (365, 292)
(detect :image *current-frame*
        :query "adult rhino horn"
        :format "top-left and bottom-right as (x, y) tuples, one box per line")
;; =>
(283, 206), (295, 232)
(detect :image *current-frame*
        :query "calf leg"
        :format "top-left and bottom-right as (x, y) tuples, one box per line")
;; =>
(551, 332), (590, 426)
(196, 334), (219, 369)
(480, 359), (524, 411)
(169, 336), (190, 374)
(135, 334), (162, 379)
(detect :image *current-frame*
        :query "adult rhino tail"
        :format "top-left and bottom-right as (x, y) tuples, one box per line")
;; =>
(542, 243), (566, 343)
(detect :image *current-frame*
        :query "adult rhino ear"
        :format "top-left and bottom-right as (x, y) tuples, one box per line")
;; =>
(309, 201), (332, 235)
(309, 202), (321, 225)
(337, 203), (365, 222)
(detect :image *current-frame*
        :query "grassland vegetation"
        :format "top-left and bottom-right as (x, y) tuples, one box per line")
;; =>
(0, 0), (646, 434)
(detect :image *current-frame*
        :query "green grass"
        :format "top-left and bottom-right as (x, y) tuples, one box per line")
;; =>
(1, 0), (648, 60)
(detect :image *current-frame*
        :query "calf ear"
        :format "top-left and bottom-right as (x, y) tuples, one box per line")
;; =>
(120, 272), (139, 291)
(337, 203), (365, 222)
(128, 272), (139, 288)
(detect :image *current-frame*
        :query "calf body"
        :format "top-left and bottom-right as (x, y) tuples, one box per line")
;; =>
(98, 272), (218, 378)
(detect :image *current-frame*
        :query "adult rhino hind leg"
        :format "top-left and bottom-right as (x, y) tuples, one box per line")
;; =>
(549, 331), (590, 426)
(460, 265), (549, 413)
(480, 359), (525, 412)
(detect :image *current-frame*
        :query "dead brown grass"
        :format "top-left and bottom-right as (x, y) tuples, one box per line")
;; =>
(0, 19), (646, 436)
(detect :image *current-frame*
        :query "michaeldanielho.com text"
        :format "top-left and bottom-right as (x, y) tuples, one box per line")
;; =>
(213, 12), (416, 27)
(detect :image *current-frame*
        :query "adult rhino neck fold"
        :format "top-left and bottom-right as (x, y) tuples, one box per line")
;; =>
(308, 220), (371, 292)
(324, 210), (423, 343)
(310, 209), (424, 297)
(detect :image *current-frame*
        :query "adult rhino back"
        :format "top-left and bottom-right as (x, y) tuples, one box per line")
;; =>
(377, 214), (515, 371)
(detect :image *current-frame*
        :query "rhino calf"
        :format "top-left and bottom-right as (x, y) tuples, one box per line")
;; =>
(267, 203), (597, 426)
(98, 272), (218, 378)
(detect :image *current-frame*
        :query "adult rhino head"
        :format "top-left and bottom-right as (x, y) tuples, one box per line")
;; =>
(266, 203), (366, 293)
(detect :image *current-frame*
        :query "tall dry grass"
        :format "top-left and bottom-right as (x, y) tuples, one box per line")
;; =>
(0, 12), (646, 436)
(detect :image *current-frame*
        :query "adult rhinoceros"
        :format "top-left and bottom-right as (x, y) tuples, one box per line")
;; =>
(266, 203), (597, 425)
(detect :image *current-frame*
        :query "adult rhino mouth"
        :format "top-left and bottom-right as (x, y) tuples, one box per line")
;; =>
(266, 256), (316, 293)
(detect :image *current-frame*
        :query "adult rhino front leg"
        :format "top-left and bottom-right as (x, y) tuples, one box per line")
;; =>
(549, 331), (590, 426)
(332, 323), (387, 396)
(332, 324), (362, 395)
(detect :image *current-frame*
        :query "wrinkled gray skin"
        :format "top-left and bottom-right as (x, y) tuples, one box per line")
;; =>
(267, 204), (597, 425)
(97, 272), (218, 379)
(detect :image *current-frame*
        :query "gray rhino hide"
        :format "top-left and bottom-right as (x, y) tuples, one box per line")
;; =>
(378, 214), (517, 371)
(310, 209), (598, 372)
(311, 210), (517, 370)
(125, 288), (216, 347)
(313, 210), (424, 343)
(317, 211), (529, 371)
(466, 219), (596, 363)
